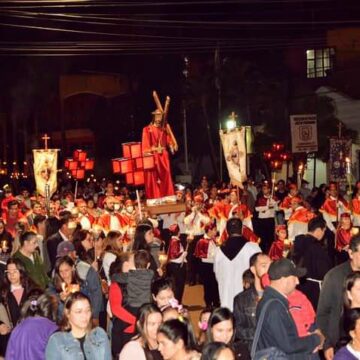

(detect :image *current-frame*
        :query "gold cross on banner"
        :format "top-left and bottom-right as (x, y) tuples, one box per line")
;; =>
(229, 112), (238, 121)
(42, 133), (50, 150)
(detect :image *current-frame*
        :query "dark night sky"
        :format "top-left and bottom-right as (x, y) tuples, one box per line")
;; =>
(0, 0), (360, 177)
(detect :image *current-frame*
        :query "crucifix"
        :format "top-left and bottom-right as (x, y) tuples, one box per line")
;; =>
(229, 111), (238, 121)
(42, 133), (50, 150)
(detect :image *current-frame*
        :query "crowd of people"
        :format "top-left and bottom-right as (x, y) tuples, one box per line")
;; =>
(0, 175), (359, 359)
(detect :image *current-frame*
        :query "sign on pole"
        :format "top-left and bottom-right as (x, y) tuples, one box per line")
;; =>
(290, 114), (318, 153)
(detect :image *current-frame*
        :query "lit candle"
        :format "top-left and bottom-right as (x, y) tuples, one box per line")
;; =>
(159, 253), (168, 266)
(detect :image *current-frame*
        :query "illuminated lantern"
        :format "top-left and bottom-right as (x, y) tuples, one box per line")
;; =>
(122, 142), (142, 159)
(85, 159), (95, 170)
(119, 158), (134, 174)
(133, 171), (145, 186)
(76, 169), (85, 180)
(126, 172), (134, 185)
(135, 157), (144, 170)
(73, 149), (87, 162)
(64, 158), (72, 169)
(68, 160), (79, 171)
(112, 158), (121, 174)
(143, 154), (155, 170)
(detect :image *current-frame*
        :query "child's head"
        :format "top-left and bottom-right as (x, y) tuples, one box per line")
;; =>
(198, 307), (212, 332)
(134, 249), (151, 269)
(109, 251), (134, 277)
(242, 268), (255, 290)
(169, 224), (180, 236)
(275, 225), (287, 240)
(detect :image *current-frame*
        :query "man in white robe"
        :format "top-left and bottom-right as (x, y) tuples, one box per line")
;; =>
(214, 217), (261, 311)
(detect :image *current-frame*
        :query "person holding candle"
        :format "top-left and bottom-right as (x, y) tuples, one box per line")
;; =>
(47, 256), (85, 321)
(268, 225), (288, 261)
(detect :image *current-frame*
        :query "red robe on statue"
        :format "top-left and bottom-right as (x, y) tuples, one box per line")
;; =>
(142, 124), (175, 199)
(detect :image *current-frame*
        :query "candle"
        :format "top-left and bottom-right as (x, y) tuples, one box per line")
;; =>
(345, 157), (351, 174)
(159, 254), (168, 266)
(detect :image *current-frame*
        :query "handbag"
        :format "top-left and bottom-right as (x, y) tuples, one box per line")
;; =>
(250, 298), (288, 360)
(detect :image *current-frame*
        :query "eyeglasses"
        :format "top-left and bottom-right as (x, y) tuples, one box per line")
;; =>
(5, 270), (20, 275)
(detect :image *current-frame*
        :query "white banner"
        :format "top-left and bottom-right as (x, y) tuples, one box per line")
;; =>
(33, 149), (59, 197)
(290, 114), (318, 153)
(220, 127), (247, 188)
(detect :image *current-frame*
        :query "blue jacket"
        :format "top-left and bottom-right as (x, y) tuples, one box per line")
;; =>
(256, 286), (320, 360)
(45, 327), (111, 360)
(75, 260), (103, 319)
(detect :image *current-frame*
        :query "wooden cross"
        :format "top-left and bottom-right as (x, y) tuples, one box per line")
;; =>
(42, 134), (50, 150)
(229, 112), (238, 121)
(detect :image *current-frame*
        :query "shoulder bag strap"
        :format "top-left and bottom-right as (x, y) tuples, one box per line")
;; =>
(250, 298), (287, 358)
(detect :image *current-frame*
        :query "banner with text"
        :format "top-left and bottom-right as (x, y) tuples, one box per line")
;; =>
(290, 114), (318, 153)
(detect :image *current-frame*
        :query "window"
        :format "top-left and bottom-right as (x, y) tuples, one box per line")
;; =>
(306, 48), (335, 78)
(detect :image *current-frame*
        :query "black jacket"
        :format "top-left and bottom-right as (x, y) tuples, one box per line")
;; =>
(256, 286), (320, 360)
(46, 232), (63, 270)
(233, 286), (258, 350)
(317, 261), (353, 350)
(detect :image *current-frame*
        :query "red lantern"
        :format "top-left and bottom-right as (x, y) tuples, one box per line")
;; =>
(112, 158), (121, 174)
(73, 149), (87, 162)
(64, 158), (72, 169)
(68, 160), (79, 170)
(119, 158), (134, 174)
(126, 172), (134, 185)
(143, 154), (155, 170)
(74, 169), (85, 180)
(133, 171), (145, 185)
(134, 157), (144, 170)
(85, 159), (95, 170)
(122, 142), (142, 159)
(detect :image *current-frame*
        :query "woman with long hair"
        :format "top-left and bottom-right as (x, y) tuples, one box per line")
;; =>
(0, 258), (37, 356)
(335, 308), (360, 359)
(344, 272), (360, 310)
(102, 230), (123, 283)
(109, 252), (136, 357)
(119, 303), (163, 360)
(157, 318), (200, 360)
(72, 229), (94, 265)
(201, 342), (235, 360)
(1, 258), (37, 326)
(46, 292), (111, 359)
(48, 256), (85, 321)
(6, 290), (58, 360)
(132, 223), (160, 275)
(206, 308), (250, 360)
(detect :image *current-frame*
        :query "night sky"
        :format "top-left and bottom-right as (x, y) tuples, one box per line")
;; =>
(0, 0), (359, 179)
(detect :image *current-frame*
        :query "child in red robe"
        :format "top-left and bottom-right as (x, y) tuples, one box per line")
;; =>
(335, 213), (353, 264)
(268, 225), (289, 261)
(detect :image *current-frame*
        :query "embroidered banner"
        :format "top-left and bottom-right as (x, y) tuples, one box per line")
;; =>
(220, 127), (247, 188)
(33, 149), (59, 197)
